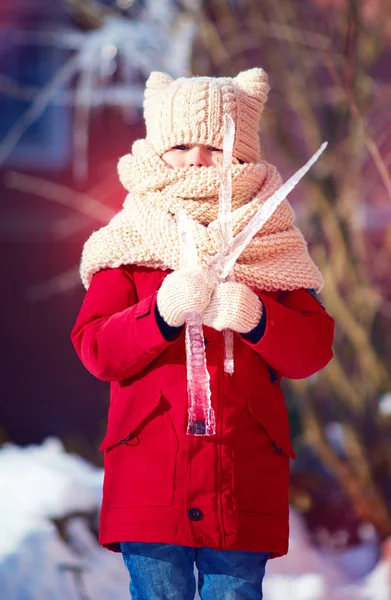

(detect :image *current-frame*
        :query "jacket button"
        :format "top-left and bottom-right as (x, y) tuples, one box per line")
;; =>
(188, 507), (203, 521)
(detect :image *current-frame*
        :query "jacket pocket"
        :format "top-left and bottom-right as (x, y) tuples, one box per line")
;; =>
(247, 390), (296, 461)
(100, 390), (178, 508)
(232, 390), (295, 516)
(99, 388), (162, 452)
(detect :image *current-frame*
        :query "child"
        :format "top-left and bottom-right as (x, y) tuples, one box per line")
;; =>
(71, 68), (334, 599)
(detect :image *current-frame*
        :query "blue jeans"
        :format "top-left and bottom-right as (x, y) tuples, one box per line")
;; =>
(120, 542), (269, 599)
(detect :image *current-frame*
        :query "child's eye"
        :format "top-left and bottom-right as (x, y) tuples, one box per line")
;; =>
(172, 144), (189, 151)
(207, 146), (222, 152)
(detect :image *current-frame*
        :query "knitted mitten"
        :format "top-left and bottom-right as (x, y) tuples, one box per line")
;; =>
(203, 281), (263, 333)
(157, 267), (215, 327)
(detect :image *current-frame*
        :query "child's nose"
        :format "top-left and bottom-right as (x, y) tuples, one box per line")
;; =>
(186, 146), (208, 167)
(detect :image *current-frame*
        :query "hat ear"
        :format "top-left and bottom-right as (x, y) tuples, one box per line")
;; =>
(145, 71), (174, 92)
(234, 68), (269, 99)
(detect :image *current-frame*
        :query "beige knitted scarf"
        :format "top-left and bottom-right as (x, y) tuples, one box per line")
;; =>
(80, 139), (323, 293)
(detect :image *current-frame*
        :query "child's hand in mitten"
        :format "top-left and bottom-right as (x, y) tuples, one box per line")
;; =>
(157, 267), (215, 327)
(203, 281), (263, 333)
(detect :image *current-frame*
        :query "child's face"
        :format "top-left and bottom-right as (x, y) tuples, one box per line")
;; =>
(162, 144), (223, 168)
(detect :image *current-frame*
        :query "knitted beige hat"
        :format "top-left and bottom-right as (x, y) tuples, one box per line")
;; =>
(143, 68), (270, 163)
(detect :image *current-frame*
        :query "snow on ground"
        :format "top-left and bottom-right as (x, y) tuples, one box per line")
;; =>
(0, 439), (389, 600)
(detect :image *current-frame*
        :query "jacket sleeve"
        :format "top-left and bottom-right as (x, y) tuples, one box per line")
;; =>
(71, 267), (179, 382)
(241, 288), (334, 379)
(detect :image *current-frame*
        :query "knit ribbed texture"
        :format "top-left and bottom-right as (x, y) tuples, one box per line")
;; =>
(143, 68), (269, 163)
(203, 281), (263, 333)
(157, 267), (215, 327)
(80, 140), (323, 294)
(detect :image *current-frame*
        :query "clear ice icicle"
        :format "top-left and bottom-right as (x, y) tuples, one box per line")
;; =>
(176, 141), (327, 437)
(216, 115), (235, 374)
(217, 114), (234, 251)
(209, 142), (328, 281)
(176, 208), (216, 436)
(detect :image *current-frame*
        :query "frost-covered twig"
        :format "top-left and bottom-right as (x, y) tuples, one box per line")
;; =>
(4, 171), (115, 223)
(0, 5), (198, 179)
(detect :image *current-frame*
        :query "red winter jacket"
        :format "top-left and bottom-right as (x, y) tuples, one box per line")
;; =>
(71, 264), (334, 558)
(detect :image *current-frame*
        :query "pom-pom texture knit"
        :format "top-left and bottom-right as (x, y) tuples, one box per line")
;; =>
(157, 267), (215, 328)
(203, 281), (263, 333)
(80, 68), (323, 294)
(143, 68), (270, 163)
(80, 140), (323, 294)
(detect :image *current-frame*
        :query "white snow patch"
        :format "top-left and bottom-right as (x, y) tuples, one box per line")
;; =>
(0, 439), (389, 600)
(379, 393), (391, 416)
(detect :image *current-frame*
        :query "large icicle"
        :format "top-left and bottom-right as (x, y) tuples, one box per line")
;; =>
(177, 141), (327, 437)
(216, 114), (235, 374)
(217, 114), (235, 250)
(176, 208), (216, 436)
(209, 142), (328, 281)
